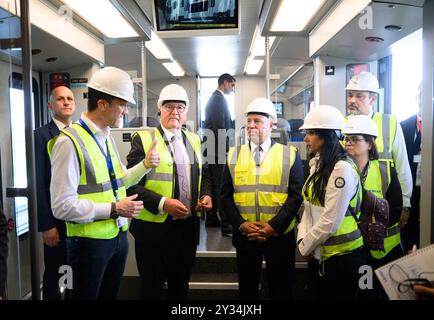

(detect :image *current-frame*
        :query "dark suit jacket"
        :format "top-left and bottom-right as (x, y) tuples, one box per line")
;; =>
(401, 115), (421, 210)
(220, 141), (304, 250)
(203, 90), (232, 160)
(34, 121), (66, 236)
(0, 208), (7, 297)
(126, 126), (212, 244)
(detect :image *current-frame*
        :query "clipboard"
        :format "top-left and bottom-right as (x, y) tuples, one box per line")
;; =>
(375, 243), (434, 300)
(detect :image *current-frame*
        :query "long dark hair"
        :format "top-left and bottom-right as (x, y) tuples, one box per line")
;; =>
(305, 129), (347, 206)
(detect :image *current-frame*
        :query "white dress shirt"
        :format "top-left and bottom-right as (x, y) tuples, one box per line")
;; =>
(157, 125), (192, 213)
(52, 117), (71, 131)
(50, 113), (150, 223)
(249, 137), (271, 164)
(297, 156), (359, 260)
(368, 111), (413, 207)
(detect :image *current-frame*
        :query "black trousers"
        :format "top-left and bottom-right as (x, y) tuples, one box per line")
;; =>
(309, 248), (368, 300)
(66, 230), (128, 300)
(42, 239), (67, 300)
(236, 231), (295, 300)
(134, 218), (197, 300)
(207, 163), (230, 226)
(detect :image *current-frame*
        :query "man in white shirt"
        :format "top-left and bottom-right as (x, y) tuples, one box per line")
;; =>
(346, 71), (413, 229)
(50, 67), (159, 300)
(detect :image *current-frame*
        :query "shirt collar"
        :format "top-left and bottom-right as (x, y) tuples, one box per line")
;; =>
(161, 125), (182, 142)
(80, 113), (110, 138)
(216, 89), (225, 96)
(368, 110), (374, 119)
(250, 137), (271, 153)
(52, 117), (71, 131)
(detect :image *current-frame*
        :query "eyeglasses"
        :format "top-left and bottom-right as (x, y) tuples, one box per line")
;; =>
(344, 136), (365, 144)
(163, 103), (186, 113)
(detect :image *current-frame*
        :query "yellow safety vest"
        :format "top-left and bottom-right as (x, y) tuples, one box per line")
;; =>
(303, 159), (364, 260)
(364, 160), (401, 259)
(372, 113), (397, 162)
(48, 123), (127, 239)
(133, 128), (203, 223)
(227, 143), (297, 234)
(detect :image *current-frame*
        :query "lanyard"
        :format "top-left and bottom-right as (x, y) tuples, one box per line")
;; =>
(78, 119), (119, 200)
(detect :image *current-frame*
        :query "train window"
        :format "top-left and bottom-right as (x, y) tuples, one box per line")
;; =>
(9, 72), (39, 239)
(391, 29), (422, 121)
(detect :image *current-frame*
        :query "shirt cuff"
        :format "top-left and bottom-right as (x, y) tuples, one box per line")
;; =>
(158, 197), (166, 213)
(93, 203), (112, 220)
(403, 197), (411, 209)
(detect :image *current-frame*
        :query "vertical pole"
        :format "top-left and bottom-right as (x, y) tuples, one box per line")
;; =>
(20, 0), (41, 299)
(265, 36), (270, 98)
(141, 41), (147, 127)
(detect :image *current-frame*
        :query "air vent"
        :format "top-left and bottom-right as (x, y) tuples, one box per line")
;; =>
(45, 57), (57, 62)
(365, 36), (384, 43)
(385, 25), (402, 32)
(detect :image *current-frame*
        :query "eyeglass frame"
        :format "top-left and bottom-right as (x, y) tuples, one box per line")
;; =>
(343, 135), (366, 144)
(162, 103), (187, 113)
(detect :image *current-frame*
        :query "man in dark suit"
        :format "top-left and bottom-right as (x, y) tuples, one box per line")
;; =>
(126, 84), (212, 300)
(221, 98), (303, 299)
(400, 86), (422, 252)
(203, 73), (235, 236)
(34, 85), (75, 299)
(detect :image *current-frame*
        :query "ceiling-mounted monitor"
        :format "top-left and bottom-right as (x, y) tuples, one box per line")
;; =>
(153, 0), (240, 38)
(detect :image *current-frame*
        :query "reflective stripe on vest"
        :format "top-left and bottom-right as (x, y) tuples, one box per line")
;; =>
(364, 160), (402, 259)
(49, 124), (127, 239)
(228, 143), (297, 234)
(133, 128), (203, 223)
(302, 158), (364, 260)
(373, 113), (397, 161)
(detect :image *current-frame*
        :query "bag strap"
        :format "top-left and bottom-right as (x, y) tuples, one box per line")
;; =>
(348, 206), (359, 224)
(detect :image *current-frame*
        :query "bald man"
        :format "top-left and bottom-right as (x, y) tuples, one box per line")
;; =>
(34, 85), (76, 300)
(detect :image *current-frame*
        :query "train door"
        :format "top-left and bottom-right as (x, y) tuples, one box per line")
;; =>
(0, 4), (42, 299)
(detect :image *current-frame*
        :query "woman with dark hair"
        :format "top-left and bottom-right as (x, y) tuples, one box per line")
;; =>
(297, 105), (368, 300)
(343, 115), (403, 298)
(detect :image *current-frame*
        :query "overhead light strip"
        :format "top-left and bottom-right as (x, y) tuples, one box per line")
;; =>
(271, 0), (326, 32)
(145, 30), (173, 60)
(244, 25), (276, 75)
(163, 60), (185, 77)
(61, 0), (138, 38)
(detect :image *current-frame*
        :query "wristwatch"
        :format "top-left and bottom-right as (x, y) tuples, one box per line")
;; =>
(110, 202), (119, 219)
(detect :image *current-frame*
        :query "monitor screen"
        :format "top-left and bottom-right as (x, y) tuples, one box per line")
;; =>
(154, 0), (239, 37)
(273, 102), (283, 117)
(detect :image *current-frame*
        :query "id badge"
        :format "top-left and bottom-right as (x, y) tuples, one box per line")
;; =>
(116, 217), (128, 228)
(413, 154), (421, 164)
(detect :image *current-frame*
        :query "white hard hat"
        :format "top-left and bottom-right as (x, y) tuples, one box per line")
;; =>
(346, 71), (380, 94)
(87, 67), (136, 104)
(157, 84), (189, 110)
(342, 115), (378, 137)
(244, 97), (277, 123)
(299, 105), (344, 130)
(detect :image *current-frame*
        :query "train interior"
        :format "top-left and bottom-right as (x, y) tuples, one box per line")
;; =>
(0, 0), (433, 299)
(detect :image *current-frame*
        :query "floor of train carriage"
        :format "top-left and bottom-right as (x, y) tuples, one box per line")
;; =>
(118, 219), (311, 300)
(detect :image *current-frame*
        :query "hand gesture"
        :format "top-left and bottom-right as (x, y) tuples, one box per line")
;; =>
(196, 196), (212, 211)
(143, 139), (160, 169)
(164, 198), (189, 219)
(116, 194), (144, 217)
